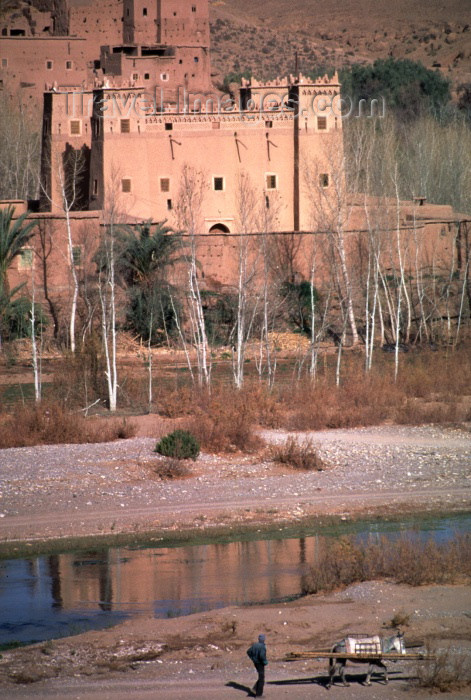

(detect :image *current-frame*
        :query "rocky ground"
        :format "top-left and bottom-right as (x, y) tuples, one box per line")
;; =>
(0, 421), (469, 547)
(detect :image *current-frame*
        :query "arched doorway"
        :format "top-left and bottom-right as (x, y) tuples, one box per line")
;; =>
(208, 223), (230, 233)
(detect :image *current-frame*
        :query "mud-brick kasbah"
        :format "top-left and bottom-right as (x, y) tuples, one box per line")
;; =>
(0, 0), (466, 320)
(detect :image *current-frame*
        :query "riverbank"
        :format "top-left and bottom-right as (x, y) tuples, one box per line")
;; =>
(0, 421), (469, 555)
(0, 421), (470, 696)
(1, 581), (470, 697)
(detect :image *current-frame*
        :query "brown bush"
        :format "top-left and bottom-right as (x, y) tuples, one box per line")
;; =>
(305, 534), (471, 594)
(186, 386), (263, 453)
(0, 402), (136, 448)
(414, 645), (471, 692)
(270, 436), (326, 470)
(152, 457), (192, 480)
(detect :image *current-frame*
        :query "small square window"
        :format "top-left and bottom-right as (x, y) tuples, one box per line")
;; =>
(1, 58), (8, 68)
(164, 122), (173, 131)
(46, 60), (53, 70)
(72, 246), (82, 266)
(144, 72), (150, 80)
(266, 174), (277, 190)
(317, 116), (327, 130)
(319, 173), (329, 188)
(161, 72), (169, 81)
(132, 72), (139, 81)
(65, 60), (72, 70)
(213, 176), (224, 191)
(18, 248), (33, 269)
(160, 177), (170, 192)
(194, 56), (199, 63)
(265, 120), (273, 128)
(121, 178), (132, 193)
(70, 119), (81, 135)
(120, 118), (130, 133)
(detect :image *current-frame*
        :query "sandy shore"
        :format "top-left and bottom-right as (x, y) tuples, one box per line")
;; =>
(0, 420), (470, 696)
(1, 581), (470, 698)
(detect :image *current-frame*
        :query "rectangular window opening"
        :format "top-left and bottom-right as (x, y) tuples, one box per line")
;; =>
(167, 199), (172, 210)
(143, 7), (147, 15)
(70, 119), (81, 135)
(317, 116), (327, 130)
(120, 118), (131, 133)
(319, 173), (329, 188)
(265, 120), (273, 128)
(46, 60), (53, 70)
(65, 60), (72, 70)
(160, 177), (170, 192)
(121, 178), (132, 193)
(72, 246), (82, 266)
(1, 58), (8, 68)
(213, 176), (224, 191)
(266, 174), (277, 190)
(18, 248), (34, 269)
(164, 122), (173, 131)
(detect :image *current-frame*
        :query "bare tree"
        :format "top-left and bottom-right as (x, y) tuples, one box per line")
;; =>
(232, 172), (260, 389)
(175, 164), (211, 388)
(305, 140), (360, 347)
(39, 143), (88, 352)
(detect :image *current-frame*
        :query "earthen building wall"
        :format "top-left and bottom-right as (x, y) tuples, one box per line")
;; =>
(0, 36), (88, 109)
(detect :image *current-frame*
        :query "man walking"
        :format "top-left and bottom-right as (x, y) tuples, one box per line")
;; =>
(247, 633), (268, 697)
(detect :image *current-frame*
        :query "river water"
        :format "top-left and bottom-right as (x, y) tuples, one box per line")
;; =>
(0, 513), (469, 647)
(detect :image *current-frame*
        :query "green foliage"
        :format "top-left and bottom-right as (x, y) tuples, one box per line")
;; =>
(2, 295), (47, 341)
(339, 58), (451, 119)
(0, 205), (36, 296)
(221, 69), (253, 93)
(202, 291), (236, 346)
(154, 429), (200, 460)
(125, 286), (177, 344)
(282, 280), (320, 335)
(109, 221), (182, 344)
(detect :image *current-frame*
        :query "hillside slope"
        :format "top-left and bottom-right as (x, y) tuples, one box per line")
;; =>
(209, 0), (471, 92)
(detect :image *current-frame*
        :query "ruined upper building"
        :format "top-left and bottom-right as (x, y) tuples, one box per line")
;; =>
(0, 0), (211, 108)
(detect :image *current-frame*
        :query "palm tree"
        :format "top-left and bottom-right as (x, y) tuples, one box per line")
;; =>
(0, 205), (37, 347)
(0, 205), (37, 297)
(114, 221), (183, 343)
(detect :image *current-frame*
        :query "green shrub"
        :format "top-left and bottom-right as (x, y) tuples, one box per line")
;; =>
(154, 429), (200, 460)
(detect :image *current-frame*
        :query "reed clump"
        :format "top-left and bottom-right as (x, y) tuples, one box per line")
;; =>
(305, 534), (471, 594)
(270, 436), (326, 470)
(0, 402), (136, 448)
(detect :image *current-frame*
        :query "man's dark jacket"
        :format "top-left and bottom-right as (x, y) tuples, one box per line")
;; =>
(247, 641), (267, 665)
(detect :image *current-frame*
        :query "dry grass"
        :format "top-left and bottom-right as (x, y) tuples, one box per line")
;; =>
(151, 457), (192, 480)
(414, 645), (471, 692)
(305, 534), (471, 594)
(270, 436), (326, 470)
(0, 402), (136, 448)
(186, 386), (264, 453)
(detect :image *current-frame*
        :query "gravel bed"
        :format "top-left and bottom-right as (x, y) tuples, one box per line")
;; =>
(0, 424), (469, 540)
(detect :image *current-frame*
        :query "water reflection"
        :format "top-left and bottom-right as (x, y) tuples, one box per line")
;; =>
(0, 514), (469, 646)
